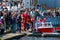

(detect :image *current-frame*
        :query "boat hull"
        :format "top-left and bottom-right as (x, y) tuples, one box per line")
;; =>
(56, 27), (60, 33)
(37, 28), (54, 33)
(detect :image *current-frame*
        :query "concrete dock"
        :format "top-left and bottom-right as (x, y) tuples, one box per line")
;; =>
(1, 31), (32, 40)
(27, 32), (42, 37)
(27, 33), (60, 37)
(1, 32), (60, 40)
(42, 33), (60, 37)
(1, 33), (26, 40)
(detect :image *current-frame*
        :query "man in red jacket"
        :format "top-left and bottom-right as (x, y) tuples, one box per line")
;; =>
(21, 10), (31, 32)
(21, 13), (25, 32)
(25, 14), (31, 31)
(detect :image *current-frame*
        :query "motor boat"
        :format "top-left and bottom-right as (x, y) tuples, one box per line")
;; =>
(35, 22), (54, 33)
(56, 26), (60, 33)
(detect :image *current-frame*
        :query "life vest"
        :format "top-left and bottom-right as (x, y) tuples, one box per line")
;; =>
(37, 19), (42, 22)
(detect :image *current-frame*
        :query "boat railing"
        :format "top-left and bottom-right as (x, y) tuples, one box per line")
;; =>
(35, 22), (53, 29)
(35, 22), (53, 32)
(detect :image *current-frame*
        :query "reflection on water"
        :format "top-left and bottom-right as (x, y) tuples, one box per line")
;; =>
(12, 36), (60, 40)
(20, 36), (60, 40)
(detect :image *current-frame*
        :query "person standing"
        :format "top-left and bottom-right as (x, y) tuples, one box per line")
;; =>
(11, 11), (17, 33)
(2, 9), (10, 30)
(25, 9), (31, 31)
(21, 12), (25, 32)
(0, 16), (4, 35)
(29, 8), (35, 32)
(17, 11), (21, 32)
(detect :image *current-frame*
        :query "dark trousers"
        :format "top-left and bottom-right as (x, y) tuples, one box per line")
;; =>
(0, 29), (4, 35)
(25, 23), (30, 30)
(17, 23), (21, 32)
(6, 22), (10, 29)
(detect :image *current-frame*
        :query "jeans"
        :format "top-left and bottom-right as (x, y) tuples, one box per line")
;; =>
(12, 24), (16, 33)
(17, 24), (21, 32)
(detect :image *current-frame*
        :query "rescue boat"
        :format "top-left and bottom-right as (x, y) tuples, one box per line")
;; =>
(56, 26), (60, 33)
(35, 22), (54, 33)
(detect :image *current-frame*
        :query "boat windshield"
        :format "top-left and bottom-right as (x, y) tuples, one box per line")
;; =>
(35, 22), (52, 28)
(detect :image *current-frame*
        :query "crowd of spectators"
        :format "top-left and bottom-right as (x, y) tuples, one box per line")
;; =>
(0, 1), (60, 34)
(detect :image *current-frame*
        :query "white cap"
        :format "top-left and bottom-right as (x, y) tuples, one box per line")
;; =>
(44, 18), (46, 20)
(1, 16), (3, 19)
(35, 9), (39, 11)
(0, 2), (1, 4)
